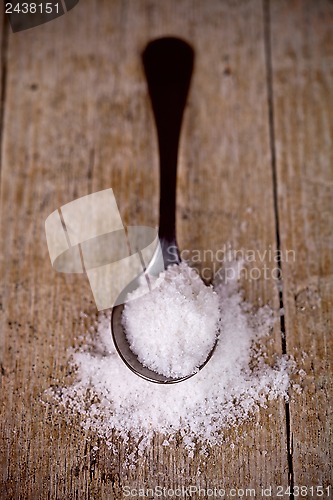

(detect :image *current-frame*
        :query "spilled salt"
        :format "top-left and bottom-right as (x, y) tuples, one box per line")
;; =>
(46, 261), (294, 462)
(122, 263), (219, 378)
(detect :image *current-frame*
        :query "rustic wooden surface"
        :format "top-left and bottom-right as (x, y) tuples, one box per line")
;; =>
(270, 0), (333, 488)
(0, 1), (331, 498)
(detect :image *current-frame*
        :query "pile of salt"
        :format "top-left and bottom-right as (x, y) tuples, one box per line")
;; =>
(46, 261), (295, 463)
(122, 263), (220, 378)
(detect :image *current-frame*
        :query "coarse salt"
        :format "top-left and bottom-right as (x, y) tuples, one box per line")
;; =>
(122, 263), (219, 378)
(46, 261), (295, 463)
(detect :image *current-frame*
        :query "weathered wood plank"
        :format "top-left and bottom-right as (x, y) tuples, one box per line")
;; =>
(0, 1), (290, 498)
(0, 4), (6, 146)
(270, 0), (333, 487)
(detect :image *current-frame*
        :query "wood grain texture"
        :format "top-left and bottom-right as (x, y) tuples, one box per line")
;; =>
(0, 3), (6, 139)
(270, 0), (333, 487)
(0, 0), (330, 498)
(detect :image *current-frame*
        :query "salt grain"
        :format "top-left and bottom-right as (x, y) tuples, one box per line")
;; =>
(122, 263), (219, 378)
(47, 261), (294, 462)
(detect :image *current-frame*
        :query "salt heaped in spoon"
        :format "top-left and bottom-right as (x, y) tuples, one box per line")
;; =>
(121, 263), (220, 379)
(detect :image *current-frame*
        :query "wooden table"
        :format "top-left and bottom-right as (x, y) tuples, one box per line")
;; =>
(0, 1), (332, 498)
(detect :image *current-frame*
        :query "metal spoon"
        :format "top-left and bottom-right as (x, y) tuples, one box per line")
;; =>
(111, 37), (218, 383)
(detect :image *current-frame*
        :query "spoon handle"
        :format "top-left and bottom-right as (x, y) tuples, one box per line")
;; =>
(142, 37), (194, 267)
